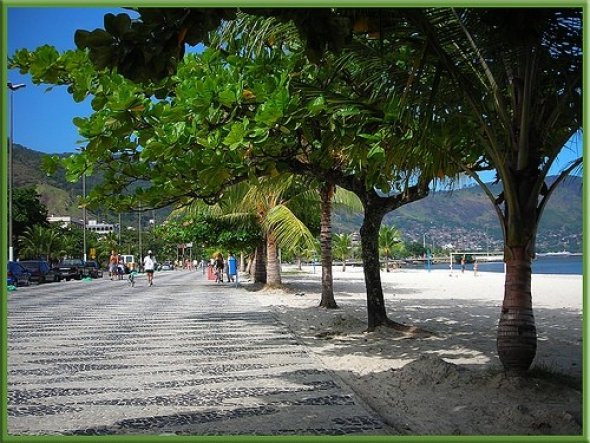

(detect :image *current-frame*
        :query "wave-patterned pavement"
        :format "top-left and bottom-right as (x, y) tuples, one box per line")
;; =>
(7, 270), (390, 436)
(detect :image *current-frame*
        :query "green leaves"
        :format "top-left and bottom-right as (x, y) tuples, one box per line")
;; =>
(223, 121), (249, 150)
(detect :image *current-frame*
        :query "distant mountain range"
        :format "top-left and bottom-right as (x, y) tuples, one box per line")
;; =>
(11, 143), (583, 252)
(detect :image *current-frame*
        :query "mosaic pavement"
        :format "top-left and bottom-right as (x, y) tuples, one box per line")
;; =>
(7, 271), (390, 436)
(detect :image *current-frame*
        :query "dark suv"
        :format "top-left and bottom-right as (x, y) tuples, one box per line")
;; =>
(56, 259), (85, 281)
(19, 260), (60, 283)
(7, 261), (32, 287)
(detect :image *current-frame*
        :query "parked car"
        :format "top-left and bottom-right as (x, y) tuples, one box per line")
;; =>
(56, 259), (85, 281)
(83, 261), (104, 279)
(7, 261), (32, 287)
(159, 260), (174, 271)
(19, 260), (61, 284)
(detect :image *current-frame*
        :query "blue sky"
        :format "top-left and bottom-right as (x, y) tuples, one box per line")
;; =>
(6, 7), (583, 180)
(7, 7), (135, 154)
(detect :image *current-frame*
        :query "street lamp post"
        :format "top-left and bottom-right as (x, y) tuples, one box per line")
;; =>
(7, 82), (26, 262)
(82, 173), (87, 261)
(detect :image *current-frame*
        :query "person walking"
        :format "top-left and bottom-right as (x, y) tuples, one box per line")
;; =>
(144, 250), (157, 287)
(109, 250), (118, 280)
(214, 253), (224, 283)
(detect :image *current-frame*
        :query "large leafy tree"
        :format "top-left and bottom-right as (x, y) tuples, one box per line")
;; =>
(12, 186), (49, 256)
(10, 11), (440, 334)
(213, 14), (446, 324)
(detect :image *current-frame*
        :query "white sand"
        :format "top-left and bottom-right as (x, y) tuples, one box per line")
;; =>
(247, 266), (583, 436)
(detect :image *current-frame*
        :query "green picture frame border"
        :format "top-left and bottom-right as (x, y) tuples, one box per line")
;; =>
(1, 1), (587, 442)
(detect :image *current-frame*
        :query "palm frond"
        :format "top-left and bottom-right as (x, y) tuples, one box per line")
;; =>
(264, 205), (316, 251)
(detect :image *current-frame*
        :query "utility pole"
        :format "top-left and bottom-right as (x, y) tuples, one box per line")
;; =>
(82, 173), (87, 261)
(138, 206), (142, 266)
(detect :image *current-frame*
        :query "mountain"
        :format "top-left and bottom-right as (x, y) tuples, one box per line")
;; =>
(334, 177), (582, 253)
(11, 143), (171, 227)
(11, 144), (583, 252)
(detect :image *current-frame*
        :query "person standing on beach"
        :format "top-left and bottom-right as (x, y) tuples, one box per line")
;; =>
(144, 250), (157, 286)
(473, 259), (479, 276)
(461, 255), (466, 273)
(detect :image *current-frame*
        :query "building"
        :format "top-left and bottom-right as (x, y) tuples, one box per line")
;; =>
(86, 220), (116, 236)
(47, 215), (84, 229)
(47, 216), (116, 237)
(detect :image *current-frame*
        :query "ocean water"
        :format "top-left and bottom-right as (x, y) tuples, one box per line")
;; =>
(429, 254), (583, 275)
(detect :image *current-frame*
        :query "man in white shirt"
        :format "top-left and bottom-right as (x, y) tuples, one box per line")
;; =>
(143, 250), (157, 286)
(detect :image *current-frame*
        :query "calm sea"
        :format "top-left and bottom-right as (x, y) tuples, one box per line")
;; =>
(430, 254), (583, 275)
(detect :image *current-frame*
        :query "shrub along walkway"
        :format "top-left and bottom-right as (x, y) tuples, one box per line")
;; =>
(7, 270), (390, 436)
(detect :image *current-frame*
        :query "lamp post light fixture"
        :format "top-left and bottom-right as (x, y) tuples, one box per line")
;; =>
(7, 82), (26, 262)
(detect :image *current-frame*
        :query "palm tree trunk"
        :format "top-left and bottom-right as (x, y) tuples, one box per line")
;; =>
(493, 169), (541, 374)
(319, 183), (337, 308)
(266, 230), (281, 287)
(497, 245), (537, 374)
(247, 251), (254, 275)
(254, 242), (267, 284)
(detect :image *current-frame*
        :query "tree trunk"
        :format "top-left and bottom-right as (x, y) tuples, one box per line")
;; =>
(359, 209), (389, 329)
(360, 199), (425, 334)
(493, 168), (542, 374)
(254, 242), (266, 284)
(266, 230), (281, 287)
(319, 183), (338, 308)
(497, 246), (537, 374)
(247, 251), (254, 275)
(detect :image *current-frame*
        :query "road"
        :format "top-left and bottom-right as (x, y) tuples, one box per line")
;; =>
(7, 270), (390, 436)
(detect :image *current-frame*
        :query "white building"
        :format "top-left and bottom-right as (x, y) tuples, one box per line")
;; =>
(86, 220), (116, 236)
(47, 216), (116, 236)
(47, 215), (84, 229)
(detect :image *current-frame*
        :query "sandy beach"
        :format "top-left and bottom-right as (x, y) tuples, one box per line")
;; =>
(247, 266), (583, 436)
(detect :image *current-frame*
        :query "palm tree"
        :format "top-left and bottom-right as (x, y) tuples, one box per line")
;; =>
(402, 8), (582, 373)
(186, 174), (318, 287)
(18, 225), (61, 261)
(333, 233), (352, 272)
(379, 225), (402, 272)
(57, 232), (80, 260)
(96, 232), (120, 264)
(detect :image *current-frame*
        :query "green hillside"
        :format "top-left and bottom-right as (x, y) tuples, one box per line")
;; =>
(11, 143), (582, 252)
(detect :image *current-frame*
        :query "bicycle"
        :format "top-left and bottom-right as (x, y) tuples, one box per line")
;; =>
(128, 271), (138, 287)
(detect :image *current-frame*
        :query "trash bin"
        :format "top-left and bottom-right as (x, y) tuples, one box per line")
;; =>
(228, 256), (237, 277)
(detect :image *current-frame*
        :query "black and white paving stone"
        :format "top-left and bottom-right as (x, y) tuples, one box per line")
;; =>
(7, 271), (390, 436)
